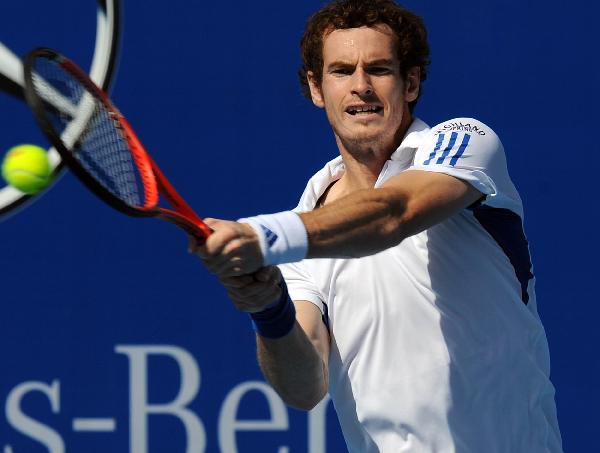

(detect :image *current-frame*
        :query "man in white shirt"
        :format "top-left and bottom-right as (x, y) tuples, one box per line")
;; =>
(192, 0), (562, 451)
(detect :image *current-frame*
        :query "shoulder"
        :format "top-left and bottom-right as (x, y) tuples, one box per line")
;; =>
(414, 117), (505, 164)
(410, 118), (512, 197)
(430, 117), (497, 136)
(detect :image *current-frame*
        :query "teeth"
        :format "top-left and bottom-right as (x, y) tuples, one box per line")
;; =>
(348, 105), (379, 114)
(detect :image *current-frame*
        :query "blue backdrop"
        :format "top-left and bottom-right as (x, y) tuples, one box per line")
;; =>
(1, 1), (598, 452)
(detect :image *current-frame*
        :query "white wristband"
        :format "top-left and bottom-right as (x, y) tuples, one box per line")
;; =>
(238, 211), (308, 266)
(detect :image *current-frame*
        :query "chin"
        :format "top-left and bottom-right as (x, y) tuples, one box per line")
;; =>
(342, 135), (386, 151)
(346, 128), (388, 146)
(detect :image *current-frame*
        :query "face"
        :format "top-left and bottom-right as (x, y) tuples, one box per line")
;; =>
(308, 25), (420, 154)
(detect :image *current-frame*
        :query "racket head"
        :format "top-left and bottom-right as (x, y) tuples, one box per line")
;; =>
(23, 47), (159, 217)
(0, 0), (122, 221)
(23, 47), (212, 242)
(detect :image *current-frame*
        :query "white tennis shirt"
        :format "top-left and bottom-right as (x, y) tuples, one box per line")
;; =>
(280, 118), (562, 452)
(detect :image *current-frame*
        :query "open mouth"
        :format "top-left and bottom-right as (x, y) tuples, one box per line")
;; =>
(345, 105), (383, 116)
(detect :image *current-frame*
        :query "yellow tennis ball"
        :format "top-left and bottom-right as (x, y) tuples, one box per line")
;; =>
(1, 144), (52, 194)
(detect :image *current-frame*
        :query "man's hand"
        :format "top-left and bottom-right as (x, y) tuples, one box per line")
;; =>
(219, 266), (283, 313)
(191, 218), (264, 277)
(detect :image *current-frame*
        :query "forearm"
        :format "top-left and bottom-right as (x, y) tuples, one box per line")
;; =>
(201, 171), (481, 276)
(301, 186), (408, 259)
(256, 323), (328, 411)
(300, 172), (481, 259)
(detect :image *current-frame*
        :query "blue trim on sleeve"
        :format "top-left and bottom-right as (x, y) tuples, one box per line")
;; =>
(449, 134), (471, 166)
(436, 132), (458, 164)
(423, 133), (445, 165)
(470, 205), (533, 304)
(423, 132), (472, 167)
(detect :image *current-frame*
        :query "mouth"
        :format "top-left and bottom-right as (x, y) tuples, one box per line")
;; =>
(345, 104), (383, 116)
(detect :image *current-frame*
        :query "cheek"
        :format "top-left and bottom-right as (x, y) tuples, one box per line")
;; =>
(386, 98), (404, 121)
(386, 88), (407, 117)
(322, 95), (344, 129)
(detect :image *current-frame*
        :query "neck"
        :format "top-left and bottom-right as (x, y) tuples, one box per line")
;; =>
(336, 113), (413, 190)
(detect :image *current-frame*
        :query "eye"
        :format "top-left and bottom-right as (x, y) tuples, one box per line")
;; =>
(330, 67), (353, 76)
(367, 66), (392, 75)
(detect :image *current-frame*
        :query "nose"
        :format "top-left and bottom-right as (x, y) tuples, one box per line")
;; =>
(350, 68), (372, 96)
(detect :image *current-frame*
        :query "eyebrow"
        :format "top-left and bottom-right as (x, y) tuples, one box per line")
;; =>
(326, 58), (396, 69)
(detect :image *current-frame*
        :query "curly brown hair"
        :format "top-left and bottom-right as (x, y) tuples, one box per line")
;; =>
(299, 0), (430, 112)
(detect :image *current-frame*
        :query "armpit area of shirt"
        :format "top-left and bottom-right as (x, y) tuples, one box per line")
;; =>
(409, 165), (498, 196)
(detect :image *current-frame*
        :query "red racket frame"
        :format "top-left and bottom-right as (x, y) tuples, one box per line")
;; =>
(24, 48), (212, 241)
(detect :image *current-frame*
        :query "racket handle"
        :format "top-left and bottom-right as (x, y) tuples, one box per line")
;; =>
(157, 208), (212, 243)
(148, 156), (212, 241)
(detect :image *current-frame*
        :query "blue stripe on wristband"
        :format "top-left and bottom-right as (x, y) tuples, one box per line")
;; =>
(250, 280), (296, 339)
(238, 211), (308, 266)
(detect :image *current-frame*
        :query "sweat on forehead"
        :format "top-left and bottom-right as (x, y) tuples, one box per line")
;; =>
(324, 23), (396, 40)
(322, 26), (398, 64)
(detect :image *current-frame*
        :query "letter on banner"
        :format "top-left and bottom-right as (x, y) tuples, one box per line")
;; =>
(308, 395), (331, 453)
(218, 381), (289, 453)
(115, 345), (206, 453)
(5, 380), (65, 453)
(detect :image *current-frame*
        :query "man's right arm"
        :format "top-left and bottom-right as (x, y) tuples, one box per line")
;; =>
(257, 300), (330, 411)
(212, 265), (330, 411)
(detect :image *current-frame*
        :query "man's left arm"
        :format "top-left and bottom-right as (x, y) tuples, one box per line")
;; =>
(201, 171), (482, 276)
(201, 118), (504, 276)
(301, 170), (482, 259)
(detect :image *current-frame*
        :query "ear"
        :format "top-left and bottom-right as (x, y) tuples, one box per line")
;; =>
(307, 71), (325, 108)
(404, 67), (421, 104)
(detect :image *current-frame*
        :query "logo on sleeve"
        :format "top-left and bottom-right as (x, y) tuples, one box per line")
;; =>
(423, 132), (471, 167)
(434, 121), (486, 136)
(260, 224), (279, 248)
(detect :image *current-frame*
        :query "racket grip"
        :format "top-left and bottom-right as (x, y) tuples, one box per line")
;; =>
(157, 209), (212, 243)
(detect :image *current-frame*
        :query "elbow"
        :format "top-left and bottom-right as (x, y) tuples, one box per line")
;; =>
(278, 367), (329, 411)
(381, 191), (423, 246)
(290, 398), (325, 412)
(376, 207), (411, 249)
(378, 216), (406, 248)
(371, 189), (411, 249)
(282, 384), (328, 411)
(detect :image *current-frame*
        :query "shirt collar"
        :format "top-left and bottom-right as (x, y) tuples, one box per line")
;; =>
(326, 116), (430, 173)
(390, 117), (430, 161)
(299, 118), (431, 210)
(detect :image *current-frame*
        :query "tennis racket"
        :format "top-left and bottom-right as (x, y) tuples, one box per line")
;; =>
(0, 0), (122, 220)
(23, 47), (212, 242)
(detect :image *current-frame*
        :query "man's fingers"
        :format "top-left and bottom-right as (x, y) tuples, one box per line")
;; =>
(203, 218), (222, 228)
(187, 236), (198, 254)
(189, 219), (281, 313)
(220, 274), (255, 288)
(228, 278), (281, 299)
(209, 261), (253, 278)
(220, 267), (278, 289)
(189, 219), (263, 277)
(203, 227), (237, 256)
(218, 267), (283, 312)
(229, 285), (282, 311)
(254, 266), (280, 283)
(202, 249), (262, 277)
(201, 253), (243, 276)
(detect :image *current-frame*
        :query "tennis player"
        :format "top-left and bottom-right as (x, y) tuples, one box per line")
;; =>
(193, 0), (563, 451)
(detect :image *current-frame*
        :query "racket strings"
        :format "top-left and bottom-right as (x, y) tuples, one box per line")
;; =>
(30, 56), (146, 207)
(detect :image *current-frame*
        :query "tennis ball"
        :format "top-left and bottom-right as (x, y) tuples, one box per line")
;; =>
(1, 144), (52, 194)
